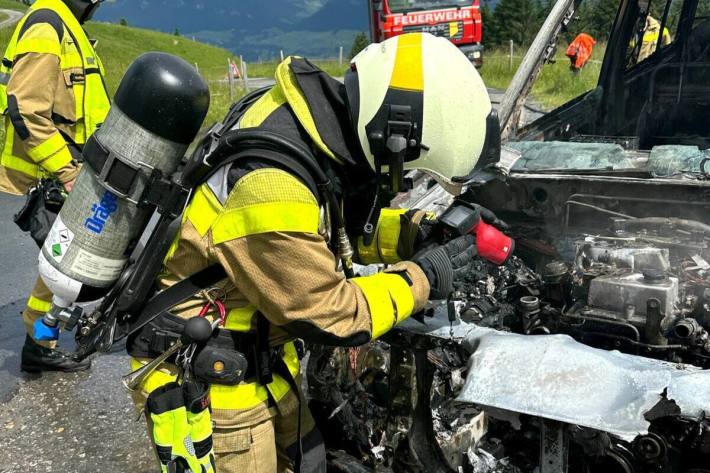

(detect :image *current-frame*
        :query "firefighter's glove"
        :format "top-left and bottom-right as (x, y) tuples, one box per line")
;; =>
(413, 234), (477, 299)
(146, 381), (216, 473)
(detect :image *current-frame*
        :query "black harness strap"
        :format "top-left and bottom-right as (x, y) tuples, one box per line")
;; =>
(82, 135), (142, 198)
(255, 312), (304, 473)
(126, 264), (226, 339)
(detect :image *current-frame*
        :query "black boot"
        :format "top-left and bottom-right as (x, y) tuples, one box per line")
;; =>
(20, 335), (92, 373)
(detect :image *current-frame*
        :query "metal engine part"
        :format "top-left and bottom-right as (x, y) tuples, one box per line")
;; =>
(587, 270), (679, 320)
(576, 238), (671, 273)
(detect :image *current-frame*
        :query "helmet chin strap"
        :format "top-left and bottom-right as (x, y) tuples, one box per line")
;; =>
(362, 104), (421, 246)
(62, 0), (100, 24)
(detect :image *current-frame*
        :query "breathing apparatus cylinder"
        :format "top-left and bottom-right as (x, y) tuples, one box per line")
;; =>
(34, 52), (210, 341)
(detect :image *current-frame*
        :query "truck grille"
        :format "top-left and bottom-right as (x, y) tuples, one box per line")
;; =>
(403, 21), (464, 41)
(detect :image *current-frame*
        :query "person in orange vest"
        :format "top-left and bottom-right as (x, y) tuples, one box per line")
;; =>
(566, 33), (596, 72)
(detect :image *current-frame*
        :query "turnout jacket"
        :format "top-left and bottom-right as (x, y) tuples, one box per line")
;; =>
(130, 57), (430, 428)
(0, 0), (110, 195)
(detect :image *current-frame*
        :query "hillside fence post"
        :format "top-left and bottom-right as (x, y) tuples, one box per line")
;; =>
(194, 62), (199, 73)
(227, 58), (234, 102)
(509, 40), (514, 71)
(339, 46), (343, 66)
(243, 60), (249, 92)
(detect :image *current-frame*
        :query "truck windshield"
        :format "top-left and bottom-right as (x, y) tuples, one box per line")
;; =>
(387, 0), (473, 14)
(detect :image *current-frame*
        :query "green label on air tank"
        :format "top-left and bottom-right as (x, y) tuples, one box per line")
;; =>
(52, 244), (62, 257)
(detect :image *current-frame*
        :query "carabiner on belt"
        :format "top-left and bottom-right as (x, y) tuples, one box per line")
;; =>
(198, 288), (227, 328)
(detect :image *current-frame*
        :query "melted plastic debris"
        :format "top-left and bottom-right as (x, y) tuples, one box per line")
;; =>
(397, 308), (710, 441)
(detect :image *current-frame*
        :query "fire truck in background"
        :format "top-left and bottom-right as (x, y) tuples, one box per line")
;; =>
(368, 0), (484, 66)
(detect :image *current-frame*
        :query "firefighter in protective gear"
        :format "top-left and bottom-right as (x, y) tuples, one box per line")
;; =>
(635, 15), (672, 63)
(0, 0), (110, 372)
(128, 32), (495, 473)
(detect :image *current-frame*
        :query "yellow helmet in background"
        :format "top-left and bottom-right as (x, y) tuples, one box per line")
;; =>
(345, 32), (499, 195)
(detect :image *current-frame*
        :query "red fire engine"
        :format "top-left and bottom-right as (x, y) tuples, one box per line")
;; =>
(368, 0), (484, 66)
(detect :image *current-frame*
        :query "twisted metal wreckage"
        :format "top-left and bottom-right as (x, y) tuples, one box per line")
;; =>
(307, 0), (710, 470)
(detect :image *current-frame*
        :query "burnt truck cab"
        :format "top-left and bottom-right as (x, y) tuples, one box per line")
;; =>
(308, 1), (710, 472)
(368, 0), (485, 65)
(519, 0), (710, 149)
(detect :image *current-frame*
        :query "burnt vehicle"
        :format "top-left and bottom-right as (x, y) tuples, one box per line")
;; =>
(306, 0), (710, 471)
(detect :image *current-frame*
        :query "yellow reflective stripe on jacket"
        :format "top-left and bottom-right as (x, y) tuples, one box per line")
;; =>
(212, 168), (320, 244)
(185, 185), (222, 237)
(27, 132), (66, 161)
(352, 272), (415, 339)
(15, 37), (61, 57)
(275, 57), (342, 164)
(0, 154), (47, 178)
(132, 343), (301, 411)
(642, 27), (670, 44)
(357, 208), (407, 265)
(40, 147), (72, 173)
(239, 86), (287, 128)
(27, 295), (52, 313)
(0, 0), (110, 181)
(130, 358), (179, 394)
(643, 31), (660, 43)
(212, 202), (320, 245)
(224, 305), (257, 332)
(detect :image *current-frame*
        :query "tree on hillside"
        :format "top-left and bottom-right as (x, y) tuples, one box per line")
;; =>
(491, 0), (547, 46)
(481, 0), (496, 44)
(119, 18), (128, 27)
(174, 28), (181, 37)
(349, 32), (370, 59)
(566, 0), (619, 42)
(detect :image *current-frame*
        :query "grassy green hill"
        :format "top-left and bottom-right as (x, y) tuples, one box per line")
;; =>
(0, 0), (24, 11)
(0, 0), (237, 140)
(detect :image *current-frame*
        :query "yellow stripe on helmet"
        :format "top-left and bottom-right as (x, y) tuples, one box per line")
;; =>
(389, 33), (424, 92)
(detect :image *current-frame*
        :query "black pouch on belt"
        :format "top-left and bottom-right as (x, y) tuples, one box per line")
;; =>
(13, 178), (65, 247)
(192, 346), (249, 386)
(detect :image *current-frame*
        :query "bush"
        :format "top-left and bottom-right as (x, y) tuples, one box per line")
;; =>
(349, 32), (369, 60)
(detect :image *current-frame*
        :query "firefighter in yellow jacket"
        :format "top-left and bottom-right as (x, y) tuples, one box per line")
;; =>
(0, 0), (110, 372)
(634, 15), (673, 63)
(128, 33), (497, 473)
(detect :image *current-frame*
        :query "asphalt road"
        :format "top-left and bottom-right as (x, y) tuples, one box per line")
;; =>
(0, 8), (154, 473)
(0, 193), (155, 473)
(0, 9), (22, 29)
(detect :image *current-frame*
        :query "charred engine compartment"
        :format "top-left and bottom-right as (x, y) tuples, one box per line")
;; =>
(471, 224), (710, 369)
(307, 176), (710, 473)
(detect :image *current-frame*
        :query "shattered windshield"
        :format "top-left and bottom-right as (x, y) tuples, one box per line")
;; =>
(387, 0), (473, 13)
(506, 0), (710, 177)
(506, 141), (710, 178)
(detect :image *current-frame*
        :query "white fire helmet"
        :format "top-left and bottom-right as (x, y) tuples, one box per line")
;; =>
(345, 32), (500, 195)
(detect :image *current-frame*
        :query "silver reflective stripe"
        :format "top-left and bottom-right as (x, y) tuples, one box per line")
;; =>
(206, 164), (231, 205)
(0, 72), (10, 86)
